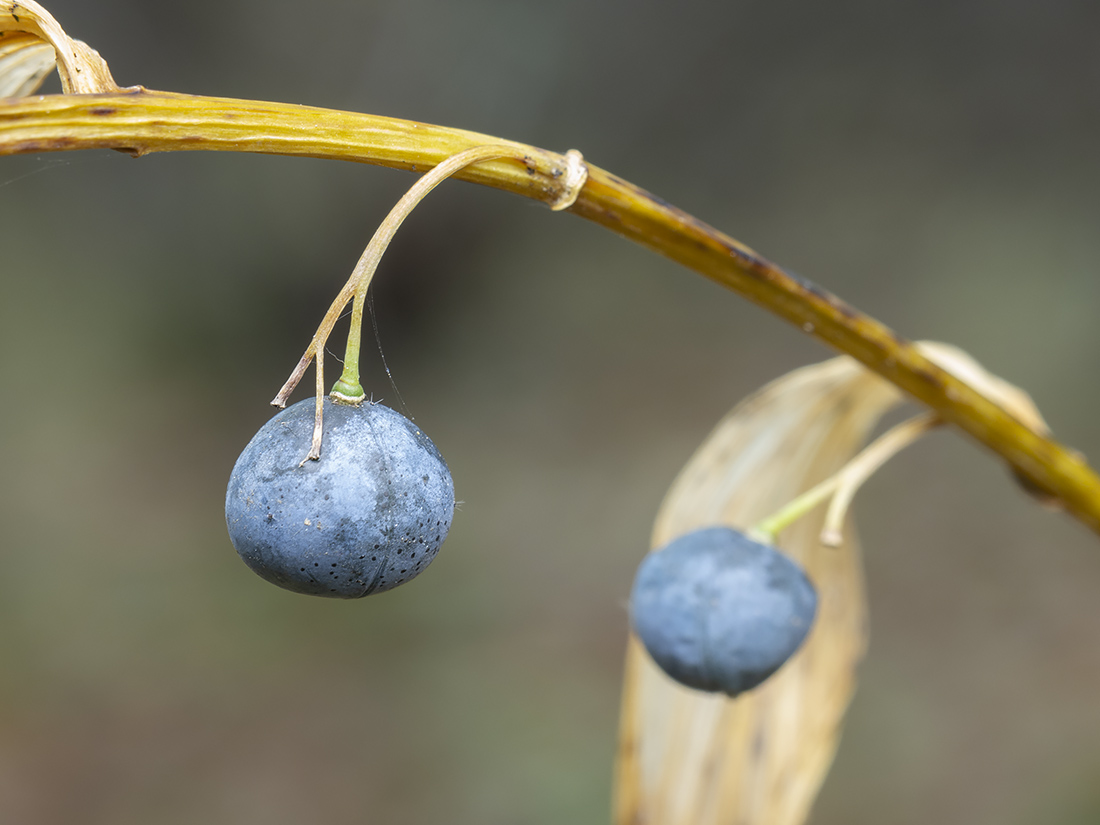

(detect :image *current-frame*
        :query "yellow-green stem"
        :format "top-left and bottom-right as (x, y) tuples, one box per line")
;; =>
(750, 478), (843, 546)
(752, 413), (941, 544)
(330, 294), (366, 402)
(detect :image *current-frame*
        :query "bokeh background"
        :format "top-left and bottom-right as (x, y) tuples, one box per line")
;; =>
(3, 1), (1100, 822)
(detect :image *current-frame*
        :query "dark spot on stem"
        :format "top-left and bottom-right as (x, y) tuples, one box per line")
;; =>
(7, 137), (78, 154)
(909, 365), (947, 390)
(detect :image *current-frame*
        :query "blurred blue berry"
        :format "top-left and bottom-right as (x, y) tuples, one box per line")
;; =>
(630, 526), (817, 695)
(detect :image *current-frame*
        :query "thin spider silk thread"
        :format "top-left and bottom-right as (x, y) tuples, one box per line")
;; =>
(368, 288), (410, 418)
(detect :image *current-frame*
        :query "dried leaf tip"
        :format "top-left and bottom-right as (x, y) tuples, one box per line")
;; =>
(0, 0), (121, 95)
(916, 341), (1064, 508)
(916, 341), (1049, 435)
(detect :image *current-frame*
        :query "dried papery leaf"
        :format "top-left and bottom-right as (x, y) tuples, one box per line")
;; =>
(0, 0), (118, 94)
(615, 356), (904, 825)
(0, 31), (55, 97)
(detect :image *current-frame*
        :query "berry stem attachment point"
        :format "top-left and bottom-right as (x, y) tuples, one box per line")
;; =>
(329, 292), (367, 403)
(273, 144), (588, 460)
(750, 411), (941, 545)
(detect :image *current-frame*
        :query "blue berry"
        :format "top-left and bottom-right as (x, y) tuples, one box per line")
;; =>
(225, 399), (454, 598)
(629, 527), (817, 696)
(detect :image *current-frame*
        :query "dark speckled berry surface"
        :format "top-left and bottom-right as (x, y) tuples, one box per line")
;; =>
(226, 399), (455, 598)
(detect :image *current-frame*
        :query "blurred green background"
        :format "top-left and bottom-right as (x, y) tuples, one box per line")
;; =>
(3, 0), (1100, 822)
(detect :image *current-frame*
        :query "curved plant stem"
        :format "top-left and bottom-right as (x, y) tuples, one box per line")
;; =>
(818, 413), (942, 545)
(3, 90), (1100, 533)
(333, 144), (540, 400)
(274, 144), (542, 460)
(751, 412), (941, 544)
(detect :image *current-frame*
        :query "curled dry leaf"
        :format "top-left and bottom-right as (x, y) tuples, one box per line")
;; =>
(0, 31), (54, 97)
(0, 0), (119, 95)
